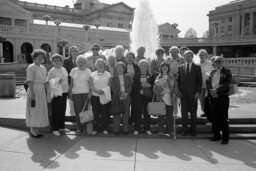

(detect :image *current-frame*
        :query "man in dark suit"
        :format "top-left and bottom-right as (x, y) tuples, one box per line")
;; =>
(177, 50), (202, 136)
(208, 56), (232, 144)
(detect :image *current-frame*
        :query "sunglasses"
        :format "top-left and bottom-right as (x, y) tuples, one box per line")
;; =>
(215, 60), (222, 64)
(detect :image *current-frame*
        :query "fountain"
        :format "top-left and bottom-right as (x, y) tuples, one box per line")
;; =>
(130, 0), (159, 60)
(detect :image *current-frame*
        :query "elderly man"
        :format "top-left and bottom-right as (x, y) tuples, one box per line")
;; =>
(177, 50), (202, 136)
(86, 44), (106, 71)
(208, 56), (232, 144)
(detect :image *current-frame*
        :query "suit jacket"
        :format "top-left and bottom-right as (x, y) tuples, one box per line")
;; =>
(111, 74), (132, 105)
(63, 58), (76, 85)
(177, 63), (202, 99)
(208, 67), (232, 97)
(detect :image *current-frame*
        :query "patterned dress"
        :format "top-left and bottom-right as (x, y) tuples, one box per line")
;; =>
(26, 64), (49, 127)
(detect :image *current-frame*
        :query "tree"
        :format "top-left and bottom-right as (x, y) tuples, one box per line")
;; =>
(202, 30), (209, 38)
(184, 27), (197, 38)
(171, 23), (178, 29)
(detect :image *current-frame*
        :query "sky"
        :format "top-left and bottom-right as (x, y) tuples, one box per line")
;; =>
(23, 0), (233, 37)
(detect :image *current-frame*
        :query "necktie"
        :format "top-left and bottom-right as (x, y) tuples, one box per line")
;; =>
(186, 63), (189, 74)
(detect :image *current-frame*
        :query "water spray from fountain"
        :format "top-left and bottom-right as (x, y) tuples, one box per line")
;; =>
(130, 0), (159, 60)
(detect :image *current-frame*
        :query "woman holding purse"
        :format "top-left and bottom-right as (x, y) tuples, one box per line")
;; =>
(132, 59), (155, 135)
(26, 49), (49, 138)
(153, 62), (179, 136)
(111, 62), (132, 135)
(69, 55), (91, 134)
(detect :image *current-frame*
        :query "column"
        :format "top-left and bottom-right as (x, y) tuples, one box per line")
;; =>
(213, 46), (217, 56)
(237, 14), (241, 35)
(0, 43), (3, 63)
(241, 14), (245, 35)
(11, 19), (15, 26)
(250, 12), (254, 35)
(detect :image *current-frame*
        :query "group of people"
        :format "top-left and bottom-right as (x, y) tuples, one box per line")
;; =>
(25, 43), (232, 145)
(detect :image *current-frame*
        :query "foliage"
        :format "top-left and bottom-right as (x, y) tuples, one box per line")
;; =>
(184, 27), (197, 38)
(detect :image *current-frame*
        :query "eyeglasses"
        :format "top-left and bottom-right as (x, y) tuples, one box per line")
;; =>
(92, 48), (99, 51)
(157, 51), (164, 54)
(215, 60), (222, 64)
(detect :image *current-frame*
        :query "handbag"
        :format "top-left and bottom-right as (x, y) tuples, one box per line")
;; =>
(79, 98), (94, 124)
(147, 95), (166, 115)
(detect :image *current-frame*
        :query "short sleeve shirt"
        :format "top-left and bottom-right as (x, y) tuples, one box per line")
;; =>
(70, 67), (91, 94)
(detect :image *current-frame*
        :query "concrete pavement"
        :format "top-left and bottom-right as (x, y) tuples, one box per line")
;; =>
(0, 127), (256, 171)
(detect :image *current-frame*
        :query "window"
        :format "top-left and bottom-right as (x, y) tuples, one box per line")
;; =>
(162, 35), (169, 38)
(221, 18), (225, 23)
(107, 22), (113, 27)
(118, 23), (123, 28)
(228, 25), (232, 31)
(228, 17), (232, 22)
(0, 17), (11, 25)
(221, 26), (225, 33)
(15, 19), (27, 27)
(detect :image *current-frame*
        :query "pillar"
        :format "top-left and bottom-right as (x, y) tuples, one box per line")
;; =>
(241, 14), (245, 35)
(213, 46), (217, 56)
(250, 12), (254, 35)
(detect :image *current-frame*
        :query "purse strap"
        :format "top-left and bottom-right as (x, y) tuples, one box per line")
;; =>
(81, 98), (90, 112)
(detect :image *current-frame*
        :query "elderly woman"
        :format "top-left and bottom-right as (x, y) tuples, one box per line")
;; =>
(134, 46), (146, 64)
(47, 54), (69, 136)
(69, 55), (91, 133)
(90, 58), (112, 135)
(166, 46), (185, 77)
(153, 62), (178, 136)
(26, 49), (49, 138)
(106, 55), (117, 76)
(115, 45), (126, 63)
(125, 52), (140, 124)
(86, 44), (107, 72)
(150, 47), (165, 75)
(198, 49), (214, 118)
(111, 62), (132, 135)
(132, 59), (155, 135)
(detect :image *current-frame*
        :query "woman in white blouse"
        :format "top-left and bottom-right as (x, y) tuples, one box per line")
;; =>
(69, 55), (91, 133)
(90, 58), (112, 135)
(47, 54), (69, 136)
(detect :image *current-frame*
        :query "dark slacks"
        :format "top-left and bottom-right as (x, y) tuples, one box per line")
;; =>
(91, 96), (110, 131)
(158, 105), (174, 133)
(51, 93), (68, 131)
(133, 94), (151, 132)
(204, 96), (212, 122)
(72, 93), (89, 131)
(113, 97), (130, 133)
(210, 96), (230, 141)
(180, 92), (198, 135)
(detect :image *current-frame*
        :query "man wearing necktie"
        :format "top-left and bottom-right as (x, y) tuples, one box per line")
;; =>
(177, 50), (202, 136)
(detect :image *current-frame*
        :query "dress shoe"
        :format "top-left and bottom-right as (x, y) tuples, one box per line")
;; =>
(200, 114), (207, 117)
(221, 140), (229, 145)
(37, 134), (44, 137)
(210, 137), (221, 141)
(29, 132), (40, 138)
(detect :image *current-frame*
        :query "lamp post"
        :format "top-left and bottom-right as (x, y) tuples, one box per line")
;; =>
(57, 39), (68, 58)
(0, 33), (6, 63)
(83, 24), (90, 42)
(54, 19), (61, 37)
(42, 15), (51, 26)
(94, 22), (101, 43)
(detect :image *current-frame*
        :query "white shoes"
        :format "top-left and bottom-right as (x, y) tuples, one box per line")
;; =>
(52, 131), (61, 136)
(146, 130), (152, 135)
(206, 122), (212, 126)
(133, 131), (139, 135)
(92, 131), (97, 135)
(59, 128), (70, 132)
(103, 130), (109, 135)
